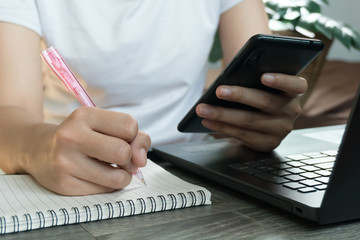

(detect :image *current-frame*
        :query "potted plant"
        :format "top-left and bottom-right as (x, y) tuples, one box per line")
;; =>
(264, 0), (360, 51)
(209, 0), (360, 105)
(264, 0), (360, 104)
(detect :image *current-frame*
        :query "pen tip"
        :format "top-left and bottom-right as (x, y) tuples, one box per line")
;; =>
(142, 179), (147, 186)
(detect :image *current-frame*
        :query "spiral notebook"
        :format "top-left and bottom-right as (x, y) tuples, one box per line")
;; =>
(0, 160), (211, 234)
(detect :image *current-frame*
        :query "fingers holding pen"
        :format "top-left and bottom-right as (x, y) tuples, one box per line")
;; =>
(77, 107), (139, 142)
(49, 153), (133, 195)
(80, 131), (134, 170)
(51, 107), (149, 192)
(80, 107), (151, 169)
(59, 107), (138, 168)
(40, 48), (146, 194)
(130, 130), (151, 168)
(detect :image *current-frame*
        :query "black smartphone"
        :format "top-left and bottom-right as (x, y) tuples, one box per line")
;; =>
(178, 34), (324, 133)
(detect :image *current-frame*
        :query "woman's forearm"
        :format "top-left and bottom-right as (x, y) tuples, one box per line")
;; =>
(0, 106), (55, 174)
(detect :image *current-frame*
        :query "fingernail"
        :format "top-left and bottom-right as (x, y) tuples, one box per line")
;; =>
(219, 86), (232, 97)
(263, 74), (275, 84)
(197, 105), (211, 117)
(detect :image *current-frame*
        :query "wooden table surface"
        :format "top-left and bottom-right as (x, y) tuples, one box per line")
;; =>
(2, 158), (360, 240)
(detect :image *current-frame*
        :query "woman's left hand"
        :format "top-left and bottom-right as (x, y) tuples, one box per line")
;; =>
(195, 73), (307, 152)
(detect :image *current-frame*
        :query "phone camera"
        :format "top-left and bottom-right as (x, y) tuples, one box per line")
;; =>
(244, 49), (264, 66)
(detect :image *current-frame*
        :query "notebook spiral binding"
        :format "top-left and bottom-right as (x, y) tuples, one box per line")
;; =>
(0, 190), (207, 234)
(94, 204), (103, 220)
(72, 207), (80, 224)
(48, 210), (57, 227)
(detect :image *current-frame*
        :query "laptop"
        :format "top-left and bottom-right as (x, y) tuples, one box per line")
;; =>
(152, 85), (360, 225)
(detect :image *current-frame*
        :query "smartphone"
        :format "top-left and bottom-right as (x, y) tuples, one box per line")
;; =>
(178, 34), (324, 133)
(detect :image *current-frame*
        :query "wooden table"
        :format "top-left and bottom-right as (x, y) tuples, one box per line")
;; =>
(2, 158), (360, 240)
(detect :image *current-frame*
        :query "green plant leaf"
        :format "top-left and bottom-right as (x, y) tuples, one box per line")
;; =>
(339, 24), (360, 50)
(308, 0), (329, 8)
(269, 19), (295, 31)
(264, 0), (298, 9)
(314, 21), (333, 40)
(263, 0), (279, 11)
(349, 28), (360, 50)
(315, 17), (360, 51)
(264, 5), (277, 17)
(262, 0), (360, 51)
(314, 16), (335, 39)
(319, 0), (329, 5)
(295, 26), (316, 38)
(283, 8), (301, 20)
(303, 0), (321, 13)
(333, 24), (352, 49)
(272, 8), (288, 20)
(297, 13), (320, 33)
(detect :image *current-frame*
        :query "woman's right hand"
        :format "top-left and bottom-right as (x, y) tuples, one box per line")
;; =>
(0, 22), (150, 196)
(27, 107), (151, 196)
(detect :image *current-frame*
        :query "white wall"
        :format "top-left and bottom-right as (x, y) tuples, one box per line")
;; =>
(322, 0), (360, 62)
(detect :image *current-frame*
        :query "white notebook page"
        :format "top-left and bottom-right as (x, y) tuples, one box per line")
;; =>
(0, 160), (211, 234)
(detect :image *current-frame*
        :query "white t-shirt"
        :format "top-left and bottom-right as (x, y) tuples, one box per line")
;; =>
(0, 0), (243, 146)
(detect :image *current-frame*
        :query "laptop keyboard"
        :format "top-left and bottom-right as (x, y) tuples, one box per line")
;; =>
(229, 150), (337, 193)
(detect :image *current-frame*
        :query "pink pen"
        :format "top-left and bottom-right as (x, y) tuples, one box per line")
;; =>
(41, 46), (146, 185)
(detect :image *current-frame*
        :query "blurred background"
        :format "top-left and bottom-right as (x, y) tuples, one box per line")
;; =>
(323, 0), (360, 62)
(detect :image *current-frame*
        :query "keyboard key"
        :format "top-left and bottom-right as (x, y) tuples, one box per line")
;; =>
(271, 169), (291, 177)
(315, 185), (327, 191)
(258, 165), (277, 172)
(283, 182), (306, 190)
(286, 154), (310, 161)
(315, 170), (332, 177)
(316, 162), (335, 170)
(300, 165), (320, 172)
(315, 177), (330, 184)
(272, 163), (290, 170)
(304, 152), (327, 158)
(301, 157), (335, 165)
(298, 187), (317, 193)
(245, 161), (263, 168)
(321, 150), (338, 156)
(286, 168), (306, 174)
(286, 161), (306, 167)
(300, 179), (322, 187)
(260, 158), (282, 165)
(254, 173), (289, 184)
(300, 172), (321, 179)
(285, 174), (305, 181)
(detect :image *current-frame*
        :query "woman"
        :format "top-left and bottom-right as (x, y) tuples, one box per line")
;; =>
(0, 0), (307, 195)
